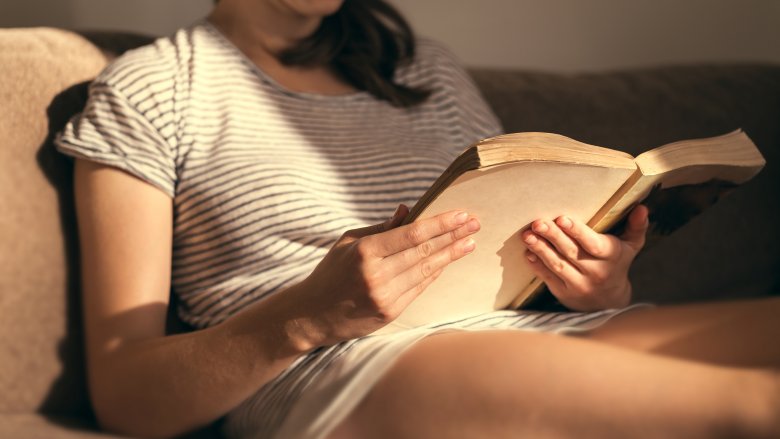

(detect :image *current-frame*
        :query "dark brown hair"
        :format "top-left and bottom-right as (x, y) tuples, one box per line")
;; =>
(217, 0), (430, 107)
(280, 0), (430, 107)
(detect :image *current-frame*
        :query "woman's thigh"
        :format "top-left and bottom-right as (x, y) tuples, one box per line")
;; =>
(584, 296), (780, 368)
(330, 328), (778, 439)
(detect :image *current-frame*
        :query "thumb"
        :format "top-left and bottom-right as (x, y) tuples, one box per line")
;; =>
(347, 204), (409, 239)
(620, 204), (649, 252)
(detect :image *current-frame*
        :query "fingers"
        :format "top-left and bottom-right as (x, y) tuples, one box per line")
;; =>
(620, 205), (649, 252)
(336, 207), (480, 326)
(524, 251), (566, 293)
(524, 219), (590, 270)
(389, 268), (444, 317)
(365, 209), (474, 257)
(385, 235), (476, 296)
(552, 215), (618, 259)
(522, 229), (583, 282)
(384, 216), (480, 272)
(344, 204), (410, 241)
(522, 218), (611, 291)
(523, 213), (641, 311)
(383, 204), (410, 231)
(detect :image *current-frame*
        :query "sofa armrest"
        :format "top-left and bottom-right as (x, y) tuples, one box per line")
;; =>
(0, 414), (133, 439)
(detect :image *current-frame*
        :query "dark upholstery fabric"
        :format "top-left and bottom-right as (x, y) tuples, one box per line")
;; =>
(77, 31), (154, 60)
(470, 65), (780, 303)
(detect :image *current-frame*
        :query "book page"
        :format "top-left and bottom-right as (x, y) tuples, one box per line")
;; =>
(589, 131), (765, 250)
(375, 160), (636, 334)
(635, 130), (765, 176)
(598, 165), (763, 250)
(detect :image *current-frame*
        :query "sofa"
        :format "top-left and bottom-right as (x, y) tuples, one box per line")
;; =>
(1, 27), (778, 438)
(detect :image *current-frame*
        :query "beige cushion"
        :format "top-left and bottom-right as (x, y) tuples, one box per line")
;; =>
(0, 28), (108, 416)
(0, 414), (131, 439)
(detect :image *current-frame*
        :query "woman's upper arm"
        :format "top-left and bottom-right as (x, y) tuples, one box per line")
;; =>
(73, 158), (173, 366)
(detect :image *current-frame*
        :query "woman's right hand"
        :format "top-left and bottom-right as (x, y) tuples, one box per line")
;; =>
(288, 205), (480, 347)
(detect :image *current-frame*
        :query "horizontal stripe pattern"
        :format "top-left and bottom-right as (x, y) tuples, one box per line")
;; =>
(55, 20), (503, 328)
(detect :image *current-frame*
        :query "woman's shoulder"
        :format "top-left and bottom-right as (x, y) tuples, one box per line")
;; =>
(93, 22), (212, 96)
(396, 37), (469, 86)
(393, 37), (479, 104)
(408, 37), (463, 71)
(414, 37), (460, 62)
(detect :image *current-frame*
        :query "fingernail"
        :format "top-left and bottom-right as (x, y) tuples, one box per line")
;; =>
(526, 252), (537, 262)
(558, 216), (573, 229)
(524, 233), (538, 245)
(462, 238), (476, 253)
(454, 211), (469, 225)
(466, 218), (480, 232)
(533, 222), (548, 233)
(391, 205), (402, 220)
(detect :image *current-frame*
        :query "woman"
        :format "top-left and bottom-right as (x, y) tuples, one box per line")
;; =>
(56, 0), (779, 438)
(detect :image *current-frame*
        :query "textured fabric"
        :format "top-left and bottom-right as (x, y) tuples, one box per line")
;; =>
(224, 305), (650, 439)
(56, 21), (503, 328)
(0, 414), (131, 439)
(0, 27), (108, 416)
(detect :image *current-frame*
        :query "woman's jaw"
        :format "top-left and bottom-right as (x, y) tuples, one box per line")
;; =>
(276, 0), (345, 18)
(209, 0), (345, 55)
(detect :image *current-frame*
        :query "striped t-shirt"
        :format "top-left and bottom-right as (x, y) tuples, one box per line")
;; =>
(56, 20), (503, 328)
(58, 22), (647, 439)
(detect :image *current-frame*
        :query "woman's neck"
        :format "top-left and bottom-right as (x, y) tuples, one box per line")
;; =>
(208, 0), (321, 61)
(206, 0), (356, 96)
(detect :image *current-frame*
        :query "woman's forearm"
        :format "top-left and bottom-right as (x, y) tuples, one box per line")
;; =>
(90, 283), (315, 438)
(83, 198), (479, 438)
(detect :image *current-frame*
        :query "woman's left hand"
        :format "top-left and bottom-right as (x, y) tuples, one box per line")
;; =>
(522, 205), (649, 311)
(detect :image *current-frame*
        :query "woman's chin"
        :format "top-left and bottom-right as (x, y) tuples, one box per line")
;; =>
(285, 0), (346, 18)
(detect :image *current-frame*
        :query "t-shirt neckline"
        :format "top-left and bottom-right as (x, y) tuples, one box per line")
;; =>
(200, 19), (370, 103)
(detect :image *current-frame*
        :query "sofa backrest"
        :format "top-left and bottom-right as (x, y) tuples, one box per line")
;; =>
(0, 28), (109, 417)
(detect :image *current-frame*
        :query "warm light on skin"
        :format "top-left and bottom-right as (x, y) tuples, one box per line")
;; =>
(207, 0), (356, 95)
(209, 0), (345, 56)
(279, 0), (346, 18)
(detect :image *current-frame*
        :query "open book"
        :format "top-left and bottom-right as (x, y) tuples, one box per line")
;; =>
(374, 130), (765, 335)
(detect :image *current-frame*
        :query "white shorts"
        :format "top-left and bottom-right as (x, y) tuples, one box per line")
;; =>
(223, 304), (652, 439)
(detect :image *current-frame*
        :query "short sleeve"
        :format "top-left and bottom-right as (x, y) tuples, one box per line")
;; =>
(414, 40), (505, 145)
(442, 53), (505, 143)
(55, 79), (177, 197)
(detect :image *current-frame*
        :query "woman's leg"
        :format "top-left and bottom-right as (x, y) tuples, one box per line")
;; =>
(585, 296), (780, 368)
(330, 303), (780, 438)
